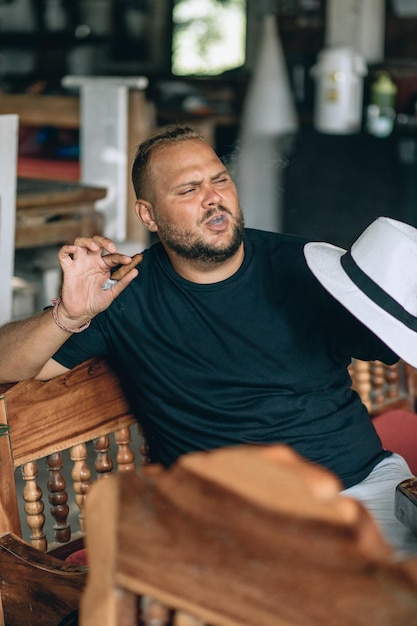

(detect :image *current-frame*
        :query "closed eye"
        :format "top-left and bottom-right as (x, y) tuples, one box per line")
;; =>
(179, 187), (196, 195)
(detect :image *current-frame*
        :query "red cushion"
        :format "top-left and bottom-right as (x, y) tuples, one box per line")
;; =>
(65, 548), (88, 566)
(373, 409), (417, 475)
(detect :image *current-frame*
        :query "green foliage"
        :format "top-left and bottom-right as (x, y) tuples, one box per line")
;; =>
(172, 0), (246, 76)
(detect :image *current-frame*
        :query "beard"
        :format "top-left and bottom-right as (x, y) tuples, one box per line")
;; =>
(154, 206), (245, 264)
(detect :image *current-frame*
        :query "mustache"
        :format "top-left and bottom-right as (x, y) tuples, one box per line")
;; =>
(199, 205), (232, 225)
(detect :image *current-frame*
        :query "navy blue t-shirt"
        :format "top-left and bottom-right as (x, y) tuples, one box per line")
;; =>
(53, 229), (397, 487)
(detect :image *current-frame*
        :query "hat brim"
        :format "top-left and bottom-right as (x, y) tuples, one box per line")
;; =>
(304, 241), (417, 368)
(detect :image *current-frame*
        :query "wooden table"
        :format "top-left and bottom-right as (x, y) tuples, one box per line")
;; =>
(15, 178), (106, 249)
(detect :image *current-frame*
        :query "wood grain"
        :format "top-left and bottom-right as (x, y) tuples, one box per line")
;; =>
(82, 445), (417, 626)
(2, 357), (136, 466)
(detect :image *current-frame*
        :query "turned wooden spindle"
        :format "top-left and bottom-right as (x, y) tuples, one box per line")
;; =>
(141, 596), (171, 626)
(173, 611), (205, 626)
(385, 362), (401, 402)
(351, 359), (372, 411)
(94, 435), (114, 479)
(370, 360), (386, 411)
(46, 451), (71, 544)
(115, 426), (136, 472)
(21, 461), (47, 551)
(137, 424), (151, 465)
(70, 442), (92, 534)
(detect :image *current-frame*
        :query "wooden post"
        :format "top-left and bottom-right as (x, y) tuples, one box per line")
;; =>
(62, 76), (153, 249)
(0, 115), (18, 326)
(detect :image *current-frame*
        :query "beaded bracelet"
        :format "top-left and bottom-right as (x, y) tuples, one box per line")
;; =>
(51, 297), (91, 333)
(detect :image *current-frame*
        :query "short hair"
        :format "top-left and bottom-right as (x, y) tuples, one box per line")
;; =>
(131, 125), (207, 201)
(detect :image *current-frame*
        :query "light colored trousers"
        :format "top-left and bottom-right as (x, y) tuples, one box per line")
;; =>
(342, 453), (417, 558)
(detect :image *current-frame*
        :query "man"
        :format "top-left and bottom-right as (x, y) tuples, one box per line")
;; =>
(0, 126), (415, 556)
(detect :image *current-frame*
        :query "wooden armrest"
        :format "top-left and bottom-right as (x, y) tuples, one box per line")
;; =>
(0, 533), (86, 626)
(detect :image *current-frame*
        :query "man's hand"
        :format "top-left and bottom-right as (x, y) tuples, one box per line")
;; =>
(56, 235), (141, 328)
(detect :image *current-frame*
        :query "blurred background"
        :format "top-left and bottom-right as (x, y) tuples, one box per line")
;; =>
(2, 0), (417, 320)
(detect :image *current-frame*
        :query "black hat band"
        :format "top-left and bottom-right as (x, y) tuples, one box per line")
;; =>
(341, 251), (417, 332)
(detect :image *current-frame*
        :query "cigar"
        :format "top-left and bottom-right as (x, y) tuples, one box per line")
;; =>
(101, 253), (143, 290)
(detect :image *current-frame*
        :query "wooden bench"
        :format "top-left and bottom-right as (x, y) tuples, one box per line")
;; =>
(0, 356), (415, 625)
(0, 357), (147, 626)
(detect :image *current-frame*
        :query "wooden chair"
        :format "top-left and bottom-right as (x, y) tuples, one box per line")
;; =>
(349, 358), (415, 415)
(1, 356), (415, 625)
(0, 356), (146, 626)
(79, 444), (417, 626)
(349, 359), (417, 475)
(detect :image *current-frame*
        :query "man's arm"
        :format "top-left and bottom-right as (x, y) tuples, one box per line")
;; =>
(0, 311), (74, 382)
(0, 236), (140, 383)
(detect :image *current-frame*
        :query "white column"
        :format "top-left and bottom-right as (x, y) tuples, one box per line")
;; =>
(0, 115), (18, 326)
(62, 76), (148, 243)
(325, 0), (386, 64)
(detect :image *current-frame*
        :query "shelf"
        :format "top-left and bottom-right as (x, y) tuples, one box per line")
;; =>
(17, 157), (80, 181)
(0, 31), (106, 49)
(0, 93), (79, 128)
(15, 178), (106, 249)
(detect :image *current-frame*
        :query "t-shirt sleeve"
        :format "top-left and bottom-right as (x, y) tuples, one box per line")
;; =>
(296, 244), (399, 365)
(322, 286), (399, 364)
(52, 316), (109, 369)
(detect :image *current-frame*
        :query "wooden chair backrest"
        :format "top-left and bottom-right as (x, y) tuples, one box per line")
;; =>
(349, 358), (414, 415)
(80, 444), (417, 626)
(0, 356), (145, 626)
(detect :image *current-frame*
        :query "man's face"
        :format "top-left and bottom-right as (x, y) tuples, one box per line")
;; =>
(146, 139), (244, 264)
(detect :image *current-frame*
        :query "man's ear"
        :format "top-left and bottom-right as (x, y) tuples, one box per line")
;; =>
(135, 200), (158, 232)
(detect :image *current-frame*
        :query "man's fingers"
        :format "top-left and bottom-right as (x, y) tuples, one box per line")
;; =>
(92, 235), (118, 252)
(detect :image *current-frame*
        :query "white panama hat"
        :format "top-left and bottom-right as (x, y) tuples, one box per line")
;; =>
(303, 216), (417, 368)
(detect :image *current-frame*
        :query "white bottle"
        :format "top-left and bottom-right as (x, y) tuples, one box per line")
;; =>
(310, 46), (367, 134)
